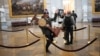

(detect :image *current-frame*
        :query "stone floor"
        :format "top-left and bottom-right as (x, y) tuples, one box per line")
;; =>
(0, 23), (100, 56)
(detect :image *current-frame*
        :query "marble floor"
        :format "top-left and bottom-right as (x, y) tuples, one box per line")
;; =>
(0, 23), (100, 56)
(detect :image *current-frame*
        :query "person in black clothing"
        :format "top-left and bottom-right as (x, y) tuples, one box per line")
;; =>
(62, 11), (75, 45)
(71, 10), (77, 23)
(40, 13), (54, 53)
(71, 10), (77, 29)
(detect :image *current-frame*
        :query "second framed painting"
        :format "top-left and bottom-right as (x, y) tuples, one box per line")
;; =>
(92, 0), (100, 14)
(9, 0), (46, 18)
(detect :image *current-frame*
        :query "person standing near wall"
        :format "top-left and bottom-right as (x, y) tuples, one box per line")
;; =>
(31, 13), (38, 25)
(71, 10), (77, 29)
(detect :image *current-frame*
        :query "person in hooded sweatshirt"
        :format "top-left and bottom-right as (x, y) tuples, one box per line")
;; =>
(62, 11), (75, 45)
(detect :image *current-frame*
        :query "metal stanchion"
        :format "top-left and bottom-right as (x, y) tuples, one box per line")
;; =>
(54, 38), (57, 56)
(26, 16), (29, 44)
(42, 35), (46, 56)
(13, 49), (16, 56)
(88, 25), (90, 43)
(74, 31), (76, 42)
(13, 35), (16, 56)
(95, 33), (98, 39)
(26, 28), (29, 43)
(0, 11), (1, 30)
(74, 23), (77, 42)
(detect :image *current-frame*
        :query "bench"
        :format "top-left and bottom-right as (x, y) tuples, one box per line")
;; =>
(11, 21), (29, 27)
(92, 18), (100, 23)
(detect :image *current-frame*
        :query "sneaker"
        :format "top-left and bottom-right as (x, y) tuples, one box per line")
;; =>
(53, 40), (57, 43)
(65, 43), (70, 45)
(63, 37), (66, 39)
(64, 40), (66, 43)
(75, 26), (77, 29)
(69, 42), (73, 44)
(46, 50), (51, 53)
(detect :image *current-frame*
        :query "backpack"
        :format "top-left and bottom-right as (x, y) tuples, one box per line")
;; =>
(64, 16), (73, 27)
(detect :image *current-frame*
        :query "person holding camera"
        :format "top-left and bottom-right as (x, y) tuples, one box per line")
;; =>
(53, 9), (64, 23)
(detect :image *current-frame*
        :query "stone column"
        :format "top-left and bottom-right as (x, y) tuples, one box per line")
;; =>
(87, 0), (92, 22)
(74, 0), (83, 22)
(0, 11), (2, 44)
(0, 11), (1, 30)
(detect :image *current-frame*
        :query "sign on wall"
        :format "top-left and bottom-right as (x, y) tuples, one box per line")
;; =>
(9, 0), (46, 18)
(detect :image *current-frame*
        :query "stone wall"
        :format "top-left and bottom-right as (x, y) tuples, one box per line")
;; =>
(0, 0), (100, 28)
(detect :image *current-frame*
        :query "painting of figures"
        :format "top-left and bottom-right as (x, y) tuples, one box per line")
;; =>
(9, 0), (45, 17)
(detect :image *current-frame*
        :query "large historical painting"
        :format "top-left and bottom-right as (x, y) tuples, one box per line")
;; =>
(92, 0), (100, 13)
(9, 0), (45, 18)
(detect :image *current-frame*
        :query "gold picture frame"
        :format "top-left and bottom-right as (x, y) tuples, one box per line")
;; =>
(9, 0), (46, 18)
(92, 0), (100, 14)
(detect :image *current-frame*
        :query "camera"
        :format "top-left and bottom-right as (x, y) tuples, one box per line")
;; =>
(58, 9), (64, 16)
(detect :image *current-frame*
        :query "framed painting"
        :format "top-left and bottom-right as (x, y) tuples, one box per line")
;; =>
(9, 0), (46, 18)
(92, 0), (100, 14)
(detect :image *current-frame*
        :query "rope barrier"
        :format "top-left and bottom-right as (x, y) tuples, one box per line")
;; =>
(28, 31), (97, 52)
(0, 28), (97, 52)
(0, 39), (40, 48)
(0, 29), (24, 32)
(28, 30), (41, 38)
(73, 27), (86, 31)
(51, 38), (97, 52)
(28, 27), (87, 39)
(0, 30), (41, 49)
